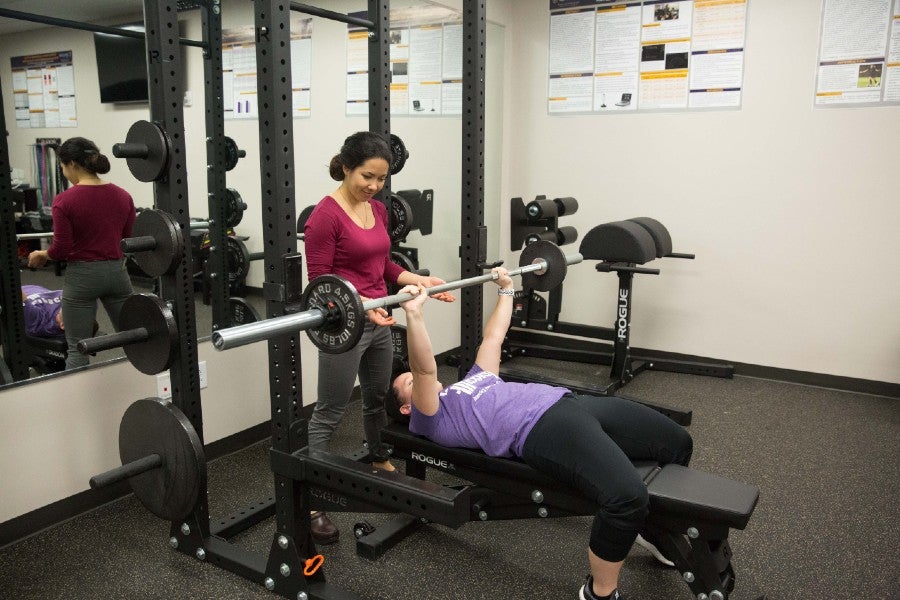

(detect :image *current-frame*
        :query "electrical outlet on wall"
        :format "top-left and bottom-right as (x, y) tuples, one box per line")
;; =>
(156, 361), (207, 399)
(156, 372), (172, 399)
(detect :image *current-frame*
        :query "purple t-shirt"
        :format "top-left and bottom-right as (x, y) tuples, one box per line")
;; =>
(409, 364), (567, 458)
(22, 285), (64, 338)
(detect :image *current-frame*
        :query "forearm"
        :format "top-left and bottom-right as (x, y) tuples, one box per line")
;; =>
(396, 270), (426, 286)
(404, 310), (437, 377)
(481, 286), (514, 344)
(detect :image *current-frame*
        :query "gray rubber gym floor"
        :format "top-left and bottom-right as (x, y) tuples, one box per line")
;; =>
(0, 364), (897, 599)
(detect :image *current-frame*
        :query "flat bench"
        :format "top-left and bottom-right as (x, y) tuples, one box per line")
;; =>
(377, 421), (760, 599)
(26, 335), (68, 373)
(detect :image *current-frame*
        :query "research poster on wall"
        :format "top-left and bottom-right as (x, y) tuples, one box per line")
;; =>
(222, 16), (312, 120)
(815, 0), (900, 106)
(547, 0), (748, 114)
(345, 5), (463, 116)
(11, 51), (78, 128)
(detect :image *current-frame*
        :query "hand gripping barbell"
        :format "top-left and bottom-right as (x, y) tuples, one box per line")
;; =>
(212, 240), (583, 354)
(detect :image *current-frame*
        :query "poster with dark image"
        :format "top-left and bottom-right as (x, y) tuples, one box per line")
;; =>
(654, 4), (679, 21)
(665, 52), (688, 69)
(642, 44), (665, 62)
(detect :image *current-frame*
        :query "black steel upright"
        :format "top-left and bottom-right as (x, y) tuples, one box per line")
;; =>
(141, 0), (207, 532)
(0, 76), (30, 383)
(201, 6), (229, 331)
(368, 0), (392, 208)
(252, 0), (309, 587)
(458, 0), (487, 376)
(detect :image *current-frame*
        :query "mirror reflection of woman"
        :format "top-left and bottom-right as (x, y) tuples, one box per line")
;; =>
(27, 137), (136, 370)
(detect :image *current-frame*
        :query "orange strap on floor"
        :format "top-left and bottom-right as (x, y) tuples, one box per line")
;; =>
(304, 554), (324, 576)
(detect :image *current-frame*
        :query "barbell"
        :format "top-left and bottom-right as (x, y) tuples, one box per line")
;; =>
(212, 240), (582, 354)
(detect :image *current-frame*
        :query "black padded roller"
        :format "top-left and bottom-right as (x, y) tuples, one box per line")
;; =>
(556, 226), (578, 246)
(579, 220), (657, 264)
(553, 196), (578, 216)
(526, 197), (558, 219)
(627, 217), (672, 258)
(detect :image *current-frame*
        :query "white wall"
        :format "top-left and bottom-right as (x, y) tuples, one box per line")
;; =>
(502, 0), (900, 384)
(0, 341), (270, 523)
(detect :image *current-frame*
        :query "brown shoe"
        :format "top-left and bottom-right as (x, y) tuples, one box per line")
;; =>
(310, 511), (339, 545)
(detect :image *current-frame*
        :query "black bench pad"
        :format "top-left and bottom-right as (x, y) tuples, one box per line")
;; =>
(27, 335), (67, 353)
(382, 422), (758, 530)
(646, 464), (758, 530)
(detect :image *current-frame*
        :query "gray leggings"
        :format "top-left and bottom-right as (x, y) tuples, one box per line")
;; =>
(62, 260), (134, 370)
(307, 321), (393, 460)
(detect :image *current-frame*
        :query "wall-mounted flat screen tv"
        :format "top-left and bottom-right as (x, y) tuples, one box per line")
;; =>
(94, 25), (150, 104)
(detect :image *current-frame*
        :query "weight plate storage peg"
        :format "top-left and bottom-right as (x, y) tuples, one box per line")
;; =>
(300, 275), (366, 354)
(118, 398), (206, 522)
(112, 120), (171, 182)
(123, 209), (185, 278)
(77, 294), (179, 375)
(119, 294), (179, 374)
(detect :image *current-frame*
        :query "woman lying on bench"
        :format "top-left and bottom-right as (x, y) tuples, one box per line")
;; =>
(22, 285), (65, 338)
(389, 268), (693, 600)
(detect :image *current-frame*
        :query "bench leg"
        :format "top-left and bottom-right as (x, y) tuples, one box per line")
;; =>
(645, 522), (736, 599)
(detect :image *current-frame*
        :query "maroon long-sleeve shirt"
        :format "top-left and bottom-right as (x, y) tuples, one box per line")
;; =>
(46, 184), (135, 262)
(304, 196), (404, 299)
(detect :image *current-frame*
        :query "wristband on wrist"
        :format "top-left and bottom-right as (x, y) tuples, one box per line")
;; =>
(498, 288), (515, 296)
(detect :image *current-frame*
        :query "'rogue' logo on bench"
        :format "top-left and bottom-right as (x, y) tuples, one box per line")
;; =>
(617, 290), (629, 340)
(411, 452), (454, 470)
(310, 487), (348, 507)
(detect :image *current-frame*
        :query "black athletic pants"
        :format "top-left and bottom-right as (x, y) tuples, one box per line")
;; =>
(521, 394), (693, 562)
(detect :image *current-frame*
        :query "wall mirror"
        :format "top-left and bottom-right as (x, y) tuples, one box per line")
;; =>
(2, 0), (502, 390)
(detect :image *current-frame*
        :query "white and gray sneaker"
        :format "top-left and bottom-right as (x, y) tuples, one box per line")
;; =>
(635, 534), (675, 567)
(578, 575), (623, 600)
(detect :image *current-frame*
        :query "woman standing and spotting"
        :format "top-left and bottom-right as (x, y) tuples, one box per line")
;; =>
(303, 131), (453, 544)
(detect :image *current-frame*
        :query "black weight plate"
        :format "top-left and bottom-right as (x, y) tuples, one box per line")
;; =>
(389, 194), (413, 242)
(223, 136), (244, 171)
(390, 324), (408, 359)
(227, 296), (261, 326)
(390, 250), (416, 273)
(389, 133), (408, 175)
(301, 275), (366, 354)
(119, 398), (206, 522)
(223, 188), (247, 229)
(130, 209), (184, 277)
(119, 294), (179, 375)
(519, 240), (568, 292)
(225, 236), (251, 284)
(124, 120), (170, 182)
